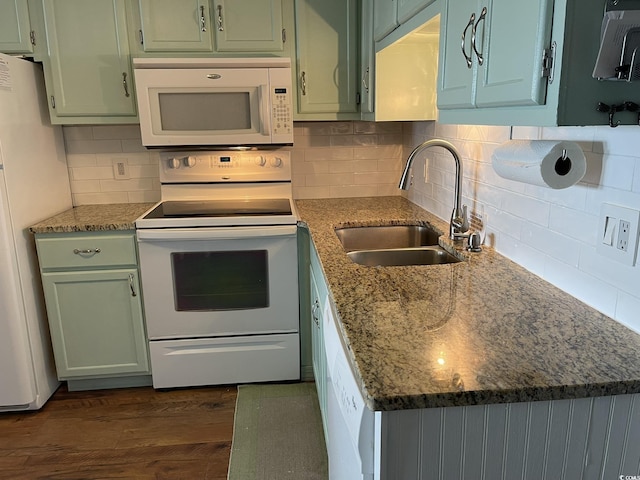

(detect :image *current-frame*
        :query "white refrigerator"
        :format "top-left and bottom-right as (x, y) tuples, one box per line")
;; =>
(0, 53), (72, 411)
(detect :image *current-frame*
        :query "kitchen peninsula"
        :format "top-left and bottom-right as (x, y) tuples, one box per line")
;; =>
(297, 196), (640, 479)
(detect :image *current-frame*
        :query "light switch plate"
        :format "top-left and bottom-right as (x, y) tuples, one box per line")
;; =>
(596, 203), (640, 266)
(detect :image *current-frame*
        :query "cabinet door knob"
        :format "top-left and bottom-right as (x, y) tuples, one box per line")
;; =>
(461, 13), (475, 69)
(472, 7), (487, 66)
(301, 71), (307, 96)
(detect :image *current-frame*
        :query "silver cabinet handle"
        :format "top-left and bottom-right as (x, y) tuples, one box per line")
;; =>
(200, 5), (207, 32)
(128, 273), (137, 297)
(472, 7), (487, 66)
(362, 66), (370, 93)
(73, 248), (101, 254)
(301, 71), (307, 95)
(461, 13), (475, 69)
(311, 299), (320, 326)
(122, 72), (130, 97)
(217, 5), (224, 31)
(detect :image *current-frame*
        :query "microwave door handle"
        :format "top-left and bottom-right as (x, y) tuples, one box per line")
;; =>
(259, 85), (271, 137)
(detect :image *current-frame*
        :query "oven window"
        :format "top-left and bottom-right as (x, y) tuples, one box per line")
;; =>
(171, 251), (269, 311)
(158, 92), (251, 131)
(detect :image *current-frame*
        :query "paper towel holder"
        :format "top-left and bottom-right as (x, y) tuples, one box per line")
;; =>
(555, 149), (572, 176)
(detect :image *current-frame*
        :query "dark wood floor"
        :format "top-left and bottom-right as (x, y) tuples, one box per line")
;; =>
(0, 384), (237, 480)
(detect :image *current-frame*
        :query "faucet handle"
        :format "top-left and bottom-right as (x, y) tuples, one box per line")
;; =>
(452, 205), (469, 232)
(461, 205), (469, 232)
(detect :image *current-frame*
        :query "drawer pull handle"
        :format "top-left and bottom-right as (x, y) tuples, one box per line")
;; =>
(128, 273), (137, 297)
(73, 248), (101, 255)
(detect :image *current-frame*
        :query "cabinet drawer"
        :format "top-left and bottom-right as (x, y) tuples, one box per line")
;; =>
(36, 233), (137, 270)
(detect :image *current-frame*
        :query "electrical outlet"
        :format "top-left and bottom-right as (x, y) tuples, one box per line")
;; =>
(618, 220), (630, 251)
(112, 158), (130, 180)
(596, 203), (640, 266)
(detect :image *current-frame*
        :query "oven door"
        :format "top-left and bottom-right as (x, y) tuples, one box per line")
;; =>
(137, 225), (298, 340)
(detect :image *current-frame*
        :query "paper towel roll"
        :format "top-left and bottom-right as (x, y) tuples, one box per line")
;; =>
(491, 140), (586, 189)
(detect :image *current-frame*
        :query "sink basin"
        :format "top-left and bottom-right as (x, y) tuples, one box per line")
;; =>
(335, 224), (441, 252)
(347, 246), (461, 267)
(335, 224), (461, 267)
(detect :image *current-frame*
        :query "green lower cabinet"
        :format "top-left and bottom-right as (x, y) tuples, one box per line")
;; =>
(310, 240), (329, 438)
(42, 269), (149, 379)
(35, 231), (150, 389)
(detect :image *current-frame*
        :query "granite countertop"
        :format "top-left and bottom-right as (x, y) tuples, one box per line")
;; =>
(296, 196), (640, 411)
(29, 203), (155, 233)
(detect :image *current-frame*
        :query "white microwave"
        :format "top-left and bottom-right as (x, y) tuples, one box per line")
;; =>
(133, 57), (293, 148)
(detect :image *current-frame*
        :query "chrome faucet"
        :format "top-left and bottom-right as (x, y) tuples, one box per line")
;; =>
(398, 139), (469, 240)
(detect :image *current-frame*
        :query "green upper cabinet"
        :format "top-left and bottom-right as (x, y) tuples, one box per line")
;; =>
(213, 0), (285, 52)
(294, 0), (359, 118)
(361, 0), (375, 117)
(438, 0), (640, 126)
(438, 0), (554, 111)
(373, 0), (398, 41)
(41, 0), (137, 124)
(397, 0), (436, 24)
(136, 0), (213, 52)
(0, 0), (33, 54)
(374, 0), (436, 41)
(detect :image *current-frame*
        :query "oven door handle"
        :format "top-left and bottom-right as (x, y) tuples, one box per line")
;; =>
(136, 225), (297, 241)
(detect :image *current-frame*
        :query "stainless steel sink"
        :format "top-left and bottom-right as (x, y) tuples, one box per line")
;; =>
(347, 247), (461, 267)
(335, 224), (461, 267)
(335, 224), (441, 251)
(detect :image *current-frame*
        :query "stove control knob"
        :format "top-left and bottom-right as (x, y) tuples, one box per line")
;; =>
(270, 157), (283, 168)
(168, 158), (181, 169)
(255, 155), (267, 167)
(183, 156), (196, 168)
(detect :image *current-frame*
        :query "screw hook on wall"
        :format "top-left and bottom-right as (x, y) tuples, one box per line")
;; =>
(624, 101), (640, 126)
(596, 102), (623, 127)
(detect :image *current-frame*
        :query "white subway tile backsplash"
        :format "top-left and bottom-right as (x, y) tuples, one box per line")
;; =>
(63, 121), (639, 333)
(616, 291), (640, 334)
(578, 245), (640, 299)
(592, 125), (640, 156)
(92, 125), (141, 140)
(407, 121), (639, 330)
(542, 259), (618, 317)
(497, 190), (551, 227)
(329, 160), (379, 174)
(548, 206), (599, 246)
(70, 166), (114, 181)
(72, 191), (130, 205)
(520, 222), (581, 267)
(597, 153), (637, 191)
(65, 154), (97, 167)
(100, 178), (154, 193)
(65, 139), (124, 155)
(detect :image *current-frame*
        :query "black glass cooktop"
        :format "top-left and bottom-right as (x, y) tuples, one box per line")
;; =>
(143, 198), (293, 219)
